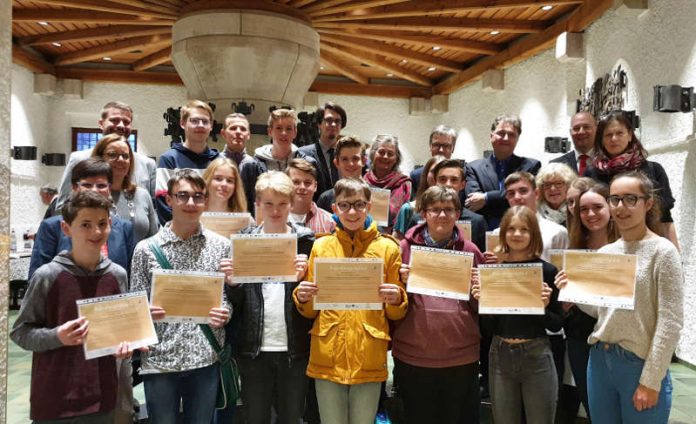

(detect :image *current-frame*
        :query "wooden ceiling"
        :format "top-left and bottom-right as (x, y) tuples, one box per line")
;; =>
(11, 0), (612, 98)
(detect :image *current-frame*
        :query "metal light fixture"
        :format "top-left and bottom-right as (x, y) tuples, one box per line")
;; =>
(653, 85), (695, 113)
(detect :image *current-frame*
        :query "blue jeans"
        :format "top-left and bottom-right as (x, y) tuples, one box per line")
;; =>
(489, 336), (558, 424)
(143, 364), (219, 424)
(588, 342), (672, 424)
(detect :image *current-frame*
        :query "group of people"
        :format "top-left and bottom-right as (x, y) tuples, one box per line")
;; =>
(10, 99), (683, 424)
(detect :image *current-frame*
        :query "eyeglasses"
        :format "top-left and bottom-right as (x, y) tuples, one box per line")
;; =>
(425, 207), (458, 217)
(543, 181), (566, 190)
(431, 143), (453, 150)
(104, 152), (130, 161)
(607, 194), (648, 207)
(324, 117), (342, 126)
(188, 117), (211, 127)
(173, 191), (207, 204)
(78, 182), (110, 190)
(335, 200), (368, 212)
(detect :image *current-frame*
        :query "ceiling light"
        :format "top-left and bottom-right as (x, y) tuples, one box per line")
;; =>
(103, 57), (112, 61)
(401, 59), (408, 64)
(490, 31), (500, 35)
(51, 42), (61, 47)
(320, 66), (325, 70)
(386, 73), (394, 77)
(38, 21), (49, 26)
(541, 5), (553, 11)
(432, 46), (442, 51)
(427, 66), (436, 72)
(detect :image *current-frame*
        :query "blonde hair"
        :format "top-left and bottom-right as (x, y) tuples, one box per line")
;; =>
(202, 158), (248, 212)
(497, 206), (543, 258)
(255, 171), (295, 202)
(536, 163), (577, 188)
(180, 100), (213, 123)
(267, 109), (297, 127)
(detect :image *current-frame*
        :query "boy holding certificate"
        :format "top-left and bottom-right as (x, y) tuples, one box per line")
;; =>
(294, 178), (407, 423)
(11, 191), (133, 423)
(226, 171), (315, 424)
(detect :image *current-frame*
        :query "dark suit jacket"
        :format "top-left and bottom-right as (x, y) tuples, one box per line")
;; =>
(298, 142), (338, 201)
(550, 151), (578, 174)
(465, 154), (541, 229)
(29, 214), (135, 279)
(409, 167), (424, 200)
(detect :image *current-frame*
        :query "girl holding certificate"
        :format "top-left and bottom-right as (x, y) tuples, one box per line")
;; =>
(393, 186), (484, 424)
(203, 157), (248, 213)
(556, 172), (683, 423)
(471, 205), (562, 424)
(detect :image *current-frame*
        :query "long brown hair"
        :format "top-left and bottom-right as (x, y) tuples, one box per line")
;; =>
(610, 171), (663, 236)
(496, 206), (543, 258)
(568, 182), (619, 248)
(202, 158), (248, 212)
(414, 155), (446, 210)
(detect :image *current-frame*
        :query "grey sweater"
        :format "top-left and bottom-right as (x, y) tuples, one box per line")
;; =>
(580, 234), (683, 391)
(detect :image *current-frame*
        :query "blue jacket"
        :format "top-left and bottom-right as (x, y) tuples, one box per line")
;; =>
(28, 214), (135, 279)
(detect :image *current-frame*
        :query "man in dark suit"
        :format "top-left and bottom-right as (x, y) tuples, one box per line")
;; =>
(409, 125), (458, 198)
(464, 115), (541, 230)
(550, 111), (596, 175)
(298, 102), (347, 200)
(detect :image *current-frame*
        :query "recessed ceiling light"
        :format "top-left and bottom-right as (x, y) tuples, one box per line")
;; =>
(541, 5), (553, 11)
(51, 42), (62, 47)
(38, 21), (49, 26)
(490, 30), (500, 35)
(401, 59), (408, 64)
(427, 66), (436, 72)
(103, 57), (112, 61)
(320, 66), (325, 70)
(432, 46), (442, 51)
(386, 73), (394, 77)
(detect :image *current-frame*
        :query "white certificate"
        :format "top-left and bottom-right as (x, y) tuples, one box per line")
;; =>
(370, 188), (391, 227)
(151, 269), (225, 323)
(407, 246), (473, 300)
(559, 250), (637, 309)
(313, 258), (384, 310)
(478, 263), (544, 315)
(77, 291), (158, 360)
(456, 220), (472, 241)
(230, 233), (297, 283)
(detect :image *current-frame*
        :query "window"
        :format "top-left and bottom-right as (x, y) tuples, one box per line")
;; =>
(71, 128), (138, 152)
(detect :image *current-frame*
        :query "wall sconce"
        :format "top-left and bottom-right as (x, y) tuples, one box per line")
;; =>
(11, 146), (37, 160)
(544, 137), (570, 154)
(653, 85), (695, 113)
(42, 153), (66, 166)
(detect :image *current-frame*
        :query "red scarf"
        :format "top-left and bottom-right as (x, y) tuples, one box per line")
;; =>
(592, 143), (645, 175)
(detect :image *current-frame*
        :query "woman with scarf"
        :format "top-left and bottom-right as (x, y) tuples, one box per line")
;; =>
(364, 134), (412, 233)
(584, 110), (678, 248)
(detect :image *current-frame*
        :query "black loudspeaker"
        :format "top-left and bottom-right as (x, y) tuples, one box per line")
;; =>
(544, 137), (570, 154)
(12, 146), (37, 160)
(42, 153), (66, 166)
(653, 85), (695, 113)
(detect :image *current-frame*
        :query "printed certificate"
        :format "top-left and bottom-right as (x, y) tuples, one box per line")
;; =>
(486, 232), (500, 252)
(478, 263), (544, 315)
(77, 291), (158, 360)
(456, 220), (472, 241)
(313, 258), (383, 310)
(201, 212), (252, 237)
(151, 270), (224, 323)
(407, 246), (473, 300)
(230, 233), (297, 283)
(548, 249), (565, 271)
(559, 250), (637, 309)
(370, 188), (391, 227)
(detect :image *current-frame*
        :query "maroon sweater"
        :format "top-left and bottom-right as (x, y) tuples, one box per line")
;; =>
(392, 223), (484, 368)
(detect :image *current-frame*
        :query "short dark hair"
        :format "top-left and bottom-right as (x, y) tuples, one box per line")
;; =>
(167, 169), (207, 195)
(417, 185), (461, 214)
(432, 159), (465, 181)
(317, 101), (347, 128)
(504, 171), (536, 190)
(62, 190), (112, 225)
(71, 158), (113, 186)
(491, 114), (522, 136)
(594, 110), (647, 160)
(100, 101), (133, 120)
(286, 158), (318, 180)
(335, 135), (363, 158)
(40, 184), (58, 195)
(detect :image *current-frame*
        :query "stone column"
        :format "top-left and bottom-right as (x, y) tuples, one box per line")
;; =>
(0, 0), (11, 421)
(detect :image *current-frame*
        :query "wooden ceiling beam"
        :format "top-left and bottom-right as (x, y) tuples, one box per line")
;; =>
(321, 42), (432, 87)
(132, 46), (171, 71)
(28, 0), (177, 20)
(314, 17), (548, 33)
(303, 0), (358, 13)
(434, 0), (613, 94)
(310, 80), (432, 99)
(12, 44), (55, 74)
(290, 0), (323, 7)
(18, 26), (171, 46)
(320, 51), (370, 85)
(54, 34), (172, 66)
(11, 8), (174, 25)
(314, 0), (584, 22)
(308, 0), (408, 17)
(139, 0), (183, 9)
(318, 29), (501, 55)
(321, 33), (461, 73)
(55, 67), (183, 85)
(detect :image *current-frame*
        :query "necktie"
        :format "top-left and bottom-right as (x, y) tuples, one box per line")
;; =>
(328, 148), (337, 183)
(578, 154), (589, 176)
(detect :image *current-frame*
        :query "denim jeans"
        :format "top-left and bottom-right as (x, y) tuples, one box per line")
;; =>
(587, 342), (672, 424)
(489, 336), (558, 424)
(237, 352), (308, 424)
(142, 363), (219, 424)
(567, 338), (591, 419)
(315, 379), (382, 424)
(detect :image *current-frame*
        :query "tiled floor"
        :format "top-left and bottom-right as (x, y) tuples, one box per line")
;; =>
(5, 309), (696, 423)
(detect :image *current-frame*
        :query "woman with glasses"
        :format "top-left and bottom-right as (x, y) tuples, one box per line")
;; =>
(584, 110), (678, 248)
(535, 163), (577, 227)
(92, 133), (157, 242)
(393, 186), (484, 424)
(556, 171), (682, 423)
(364, 134), (412, 233)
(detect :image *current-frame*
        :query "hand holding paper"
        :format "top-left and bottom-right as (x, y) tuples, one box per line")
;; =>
(57, 317), (88, 346)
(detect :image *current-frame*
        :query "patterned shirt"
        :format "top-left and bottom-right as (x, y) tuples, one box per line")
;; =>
(304, 202), (336, 235)
(130, 223), (231, 374)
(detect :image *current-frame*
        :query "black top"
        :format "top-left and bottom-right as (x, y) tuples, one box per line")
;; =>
(481, 259), (563, 340)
